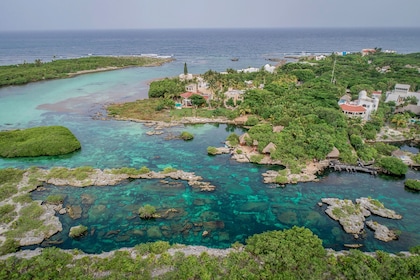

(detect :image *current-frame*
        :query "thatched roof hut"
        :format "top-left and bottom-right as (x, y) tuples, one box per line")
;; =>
(252, 140), (259, 147)
(239, 133), (250, 145)
(262, 142), (277, 154)
(326, 147), (340, 159)
(272, 126), (284, 133)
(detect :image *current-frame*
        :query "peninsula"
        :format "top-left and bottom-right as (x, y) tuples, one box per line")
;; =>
(0, 56), (173, 87)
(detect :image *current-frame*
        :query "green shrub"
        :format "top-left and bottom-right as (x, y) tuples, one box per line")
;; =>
(162, 167), (177, 174)
(275, 175), (288, 184)
(226, 133), (239, 146)
(138, 166), (151, 174)
(138, 204), (157, 219)
(409, 245), (420, 254)
(180, 131), (194, 140)
(404, 179), (420, 191)
(236, 149), (243, 154)
(0, 238), (19, 256)
(150, 241), (171, 254)
(377, 156), (408, 176)
(207, 146), (218, 155)
(0, 126), (81, 158)
(245, 116), (259, 126)
(250, 154), (264, 163)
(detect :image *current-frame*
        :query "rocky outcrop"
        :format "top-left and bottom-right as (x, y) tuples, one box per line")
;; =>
(322, 198), (367, 236)
(44, 169), (216, 192)
(366, 220), (398, 242)
(356, 197), (402, 219)
(19, 203), (63, 246)
(320, 197), (402, 242)
(69, 225), (88, 238)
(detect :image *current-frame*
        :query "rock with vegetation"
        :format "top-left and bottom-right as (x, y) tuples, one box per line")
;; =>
(322, 198), (367, 235)
(356, 197), (402, 219)
(207, 146), (230, 155)
(180, 131), (194, 140)
(321, 197), (402, 240)
(404, 179), (420, 191)
(138, 204), (158, 219)
(0, 126), (81, 158)
(69, 225), (88, 238)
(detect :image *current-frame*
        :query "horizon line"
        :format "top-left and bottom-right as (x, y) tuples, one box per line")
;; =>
(1, 26), (420, 33)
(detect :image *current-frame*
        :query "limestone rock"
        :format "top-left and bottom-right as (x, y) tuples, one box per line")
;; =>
(322, 198), (366, 235)
(69, 225), (88, 238)
(67, 205), (82, 219)
(356, 197), (402, 219)
(366, 220), (398, 242)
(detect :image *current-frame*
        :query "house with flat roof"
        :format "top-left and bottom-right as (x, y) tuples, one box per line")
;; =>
(385, 83), (420, 106)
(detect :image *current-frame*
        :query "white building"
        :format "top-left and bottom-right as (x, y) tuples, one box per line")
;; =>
(385, 84), (420, 106)
(339, 90), (380, 121)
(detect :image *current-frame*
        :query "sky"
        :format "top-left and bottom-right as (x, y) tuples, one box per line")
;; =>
(1, 0), (419, 31)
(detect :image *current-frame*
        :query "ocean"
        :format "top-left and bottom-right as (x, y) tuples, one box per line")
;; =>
(1, 28), (419, 71)
(1, 28), (420, 253)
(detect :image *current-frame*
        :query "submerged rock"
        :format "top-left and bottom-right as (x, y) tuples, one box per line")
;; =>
(67, 205), (82, 219)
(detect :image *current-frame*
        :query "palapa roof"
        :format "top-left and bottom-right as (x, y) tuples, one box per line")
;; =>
(272, 126), (284, 133)
(262, 142), (277, 154)
(326, 147), (340, 158)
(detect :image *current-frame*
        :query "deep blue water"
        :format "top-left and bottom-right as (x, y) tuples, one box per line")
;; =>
(1, 28), (419, 71)
(0, 28), (420, 253)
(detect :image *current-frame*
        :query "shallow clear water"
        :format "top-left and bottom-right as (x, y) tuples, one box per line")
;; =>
(0, 30), (419, 253)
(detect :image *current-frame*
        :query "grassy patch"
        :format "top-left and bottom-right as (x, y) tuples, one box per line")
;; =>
(46, 166), (94, 181)
(162, 167), (177, 174)
(45, 194), (65, 205)
(110, 166), (151, 175)
(7, 202), (44, 238)
(0, 204), (17, 224)
(12, 193), (32, 204)
(207, 146), (218, 155)
(0, 126), (81, 158)
(332, 207), (345, 218)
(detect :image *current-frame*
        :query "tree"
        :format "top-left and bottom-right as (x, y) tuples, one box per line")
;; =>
(377, 156), (408, 176)
(184, 62), (188, 75)
(245, 226), (327, 279)
(190, 94), (206, 107)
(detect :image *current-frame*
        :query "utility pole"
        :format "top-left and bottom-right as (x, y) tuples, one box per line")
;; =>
(331, 57), (337, 84)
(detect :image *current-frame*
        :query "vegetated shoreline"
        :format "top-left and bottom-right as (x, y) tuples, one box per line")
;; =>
(0, 56), (174, 88)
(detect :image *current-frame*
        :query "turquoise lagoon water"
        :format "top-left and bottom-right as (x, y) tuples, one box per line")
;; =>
(1, 68), (420, 254)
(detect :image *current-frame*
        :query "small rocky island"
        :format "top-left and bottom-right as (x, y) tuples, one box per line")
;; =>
(320, 197), (402, 242)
